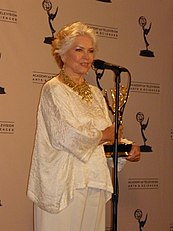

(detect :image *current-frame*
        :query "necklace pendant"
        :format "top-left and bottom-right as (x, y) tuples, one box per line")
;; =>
(60, 69), (93, 103)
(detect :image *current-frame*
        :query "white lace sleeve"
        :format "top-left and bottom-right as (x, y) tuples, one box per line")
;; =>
(38, 83), (102, 163)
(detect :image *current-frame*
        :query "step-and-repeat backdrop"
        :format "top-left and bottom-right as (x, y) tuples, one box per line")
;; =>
(0, 1), (173, 230)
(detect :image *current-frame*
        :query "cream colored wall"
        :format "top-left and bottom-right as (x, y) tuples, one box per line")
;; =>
(0, 0), (173, 230)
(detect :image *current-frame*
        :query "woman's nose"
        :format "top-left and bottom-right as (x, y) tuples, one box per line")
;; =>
(83, 52), (89, 59)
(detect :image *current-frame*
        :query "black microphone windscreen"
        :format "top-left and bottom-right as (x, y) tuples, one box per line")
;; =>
(93, 59), (105, 69)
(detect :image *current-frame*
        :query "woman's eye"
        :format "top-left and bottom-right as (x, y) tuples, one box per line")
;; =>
(88, 49), (94, 53)
(74, 47), (95, 54)
(75, 47), (82, 52)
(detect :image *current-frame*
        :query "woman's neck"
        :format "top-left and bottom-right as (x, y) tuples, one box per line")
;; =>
(62, 68), (84, 85)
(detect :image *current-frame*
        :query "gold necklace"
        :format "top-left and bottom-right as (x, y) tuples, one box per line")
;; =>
(59, 69), (92, 103)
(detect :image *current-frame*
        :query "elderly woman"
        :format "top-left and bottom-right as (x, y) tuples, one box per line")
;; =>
(27, 21), (140, 231)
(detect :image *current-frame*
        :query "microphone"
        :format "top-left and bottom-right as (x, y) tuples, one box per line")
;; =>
(93, 59), (128, 72)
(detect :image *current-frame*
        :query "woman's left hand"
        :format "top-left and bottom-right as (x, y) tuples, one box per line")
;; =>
(126, 143), (141, 162)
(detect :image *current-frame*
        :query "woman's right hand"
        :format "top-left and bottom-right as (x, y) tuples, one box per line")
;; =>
(99, 124), (123, 145)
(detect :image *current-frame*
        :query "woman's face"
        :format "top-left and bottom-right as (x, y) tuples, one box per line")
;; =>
(62, 35), (95, 77)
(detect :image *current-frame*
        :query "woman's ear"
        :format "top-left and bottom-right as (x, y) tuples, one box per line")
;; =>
(61, 54), (66, 63)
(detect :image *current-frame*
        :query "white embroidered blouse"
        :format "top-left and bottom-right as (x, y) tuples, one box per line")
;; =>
(27, 76), (125, 214)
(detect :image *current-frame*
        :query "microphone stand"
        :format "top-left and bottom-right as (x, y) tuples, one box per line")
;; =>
(93, 64), (131, 231)
(112, 68), (121, 231)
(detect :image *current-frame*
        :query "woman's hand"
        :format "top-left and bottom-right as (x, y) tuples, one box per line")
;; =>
(99, 124), (123, 145)
(118, 125), (123, 143)
(126, 143), (141, 162)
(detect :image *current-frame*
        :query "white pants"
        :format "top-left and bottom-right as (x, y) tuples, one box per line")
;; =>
(34, 188), (106, 231)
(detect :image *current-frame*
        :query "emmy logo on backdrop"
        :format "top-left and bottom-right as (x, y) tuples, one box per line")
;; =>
(136, 112), (152, 152)
(0, 52), (6, 94)
(42, 0), (58, 44)
(0, 87), (6, 94)
(134, 209), (148, 231)
(96, 0), (112, 3)
(138, 16), (154, 57)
